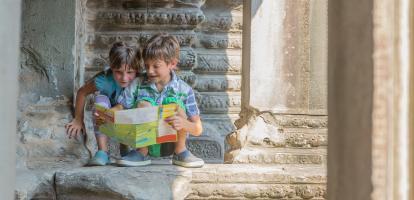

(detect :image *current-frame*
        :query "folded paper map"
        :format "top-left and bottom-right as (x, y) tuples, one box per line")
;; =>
(96, 104), (177, 148)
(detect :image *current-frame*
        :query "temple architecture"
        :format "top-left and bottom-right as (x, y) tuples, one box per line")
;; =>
(1, 0), (413, 199)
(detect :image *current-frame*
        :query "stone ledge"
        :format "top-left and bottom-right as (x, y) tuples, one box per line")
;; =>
(229, 147), (327, 164)
(16, 164), (326, 200)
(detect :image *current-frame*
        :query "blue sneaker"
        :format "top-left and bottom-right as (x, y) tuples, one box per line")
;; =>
(87, 150), (109, 166)
(172, 149), (204, 168)
(116, 150), (151, 167)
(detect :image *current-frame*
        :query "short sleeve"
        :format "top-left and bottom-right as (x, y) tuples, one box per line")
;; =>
(184, 88), (200, 117)
(117, 78), (140, 109)
(94, 73), (120, 105)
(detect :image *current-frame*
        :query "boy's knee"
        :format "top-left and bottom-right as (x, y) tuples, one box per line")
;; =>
(95, 95), (111, 109)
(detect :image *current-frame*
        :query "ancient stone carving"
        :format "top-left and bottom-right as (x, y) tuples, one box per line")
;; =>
(189, 184), (326, 199)
(173, 0), (206, 8)
(197, 93), (241, 113)
(206, 16), (243, 31)
(86, 54), (108, 68)
(285, 133), (327, 148)
(178, 48), (196, 69)
(274, 116), (328, 128)
(97, 11), (147, 25)
(176, 70), (196, 87)
(88, 33), (195, 49)
(200, 35), (242, 49)
(187, 139), (222, 159)
(195, 54), (241, 73)
(96, 10), (205, 26)
(195, 76), (241, 92)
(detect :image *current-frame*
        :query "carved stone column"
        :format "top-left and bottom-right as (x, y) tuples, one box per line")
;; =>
(226, 0), (328, 165)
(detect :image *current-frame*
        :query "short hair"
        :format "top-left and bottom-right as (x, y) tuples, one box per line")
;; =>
(142, 33), (180, 64)
(108, 41), (142, 71)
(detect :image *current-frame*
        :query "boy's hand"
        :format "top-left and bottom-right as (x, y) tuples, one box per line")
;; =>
(65, 118), (85, 140)
(165, 115), (188, 131)
(94, 111), (106, 126)
(95, 104), (123, 125)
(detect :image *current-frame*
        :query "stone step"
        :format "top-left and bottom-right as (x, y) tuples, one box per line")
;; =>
(188, 164), (326, 199)
(53, 164), (325, 200)
(229, 147), (327, 164)
(17, 164), (326, 200)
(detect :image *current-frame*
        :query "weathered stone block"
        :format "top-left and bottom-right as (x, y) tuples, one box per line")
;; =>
(199, 34), (242, 49)
(196, 92), (241, 114)
(195, 53), (241, 74)
(187, 138), (223, 163)
(195, 75), (241, 92)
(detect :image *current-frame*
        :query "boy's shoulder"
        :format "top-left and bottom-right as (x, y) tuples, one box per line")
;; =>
(171, 74), (193, 93)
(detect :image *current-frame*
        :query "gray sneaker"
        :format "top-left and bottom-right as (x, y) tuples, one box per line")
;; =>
(116, 150), (151, 167)
(172, 150), (204, 168)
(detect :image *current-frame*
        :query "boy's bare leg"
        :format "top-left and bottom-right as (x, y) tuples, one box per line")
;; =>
(96, 135), (109, 152)
(171, 107), (204, 167)
(174, 107), (187, 154)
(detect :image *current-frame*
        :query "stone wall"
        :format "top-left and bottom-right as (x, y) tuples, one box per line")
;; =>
(17, 0), (90, 171)
(76, 0), (244, 163)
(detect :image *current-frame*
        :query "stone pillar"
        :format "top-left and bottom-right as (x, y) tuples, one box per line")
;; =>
(242, 0), (326, 115)
(327, 0), (373, 198)
(226, 0), (327, 164)
(0, 0), (21, 199)
(247, 0), (312, 114)
(327, 0), (414, 199)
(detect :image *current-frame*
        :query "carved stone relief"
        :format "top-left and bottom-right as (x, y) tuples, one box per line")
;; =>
(176, 70), (196, 87)
(187, 139), (222, 160)
(195, 75), (241, 92)
(196, 92), (241, 114)
(93, 10), (205, 26)
(203, 15), (243, 32)
(199, 34), (242, 49)
(87, 32), (196, 49)
(195, 53), (241, 74)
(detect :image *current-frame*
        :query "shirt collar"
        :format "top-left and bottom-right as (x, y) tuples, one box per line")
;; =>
(147, 71), (179, 93)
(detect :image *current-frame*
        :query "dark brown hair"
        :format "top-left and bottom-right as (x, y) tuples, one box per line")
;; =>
(142, 33), (180, 64)
(109, 41), (142, 71)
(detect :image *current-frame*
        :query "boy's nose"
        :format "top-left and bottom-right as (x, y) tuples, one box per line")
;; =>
(146, 66), (154, 74)
(122, 73), (129, 81)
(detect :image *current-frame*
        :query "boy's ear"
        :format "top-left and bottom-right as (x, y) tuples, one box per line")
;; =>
(169, 59), (179, 70)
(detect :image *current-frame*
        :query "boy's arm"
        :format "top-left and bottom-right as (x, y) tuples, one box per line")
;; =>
(65, 81), (97, 139)
(186, 115), (203, 136)
(166, 115), (203, 136)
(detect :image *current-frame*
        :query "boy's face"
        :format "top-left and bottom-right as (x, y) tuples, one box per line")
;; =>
(144, 58), (176, 85)
(112, 64), (137, 88)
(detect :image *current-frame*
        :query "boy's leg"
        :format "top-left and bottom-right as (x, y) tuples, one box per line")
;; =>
(119, 143), (130, 157)
(172, 107), (204, 168)
(174, 107), (188, 154)
(87, 95), (110, 166)
(115, 101), (152, 167)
